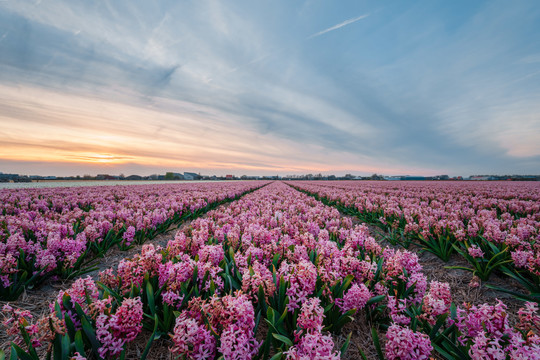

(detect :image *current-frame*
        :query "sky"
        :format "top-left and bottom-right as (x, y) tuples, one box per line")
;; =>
(0, 0), (539, 177)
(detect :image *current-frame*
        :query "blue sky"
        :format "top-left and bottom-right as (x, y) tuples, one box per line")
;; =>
(0, 0), (539, 176)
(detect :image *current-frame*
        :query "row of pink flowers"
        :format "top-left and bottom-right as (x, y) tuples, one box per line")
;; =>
(2, 181), (539, 359)
(288, 180), (540, 281)
(0, 181), (265, 298)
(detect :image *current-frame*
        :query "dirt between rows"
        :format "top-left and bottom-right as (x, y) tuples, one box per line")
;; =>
(1, 197), (530, 359)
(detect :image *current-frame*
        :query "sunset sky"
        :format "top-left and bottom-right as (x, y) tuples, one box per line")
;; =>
(1, 0), (539, 176)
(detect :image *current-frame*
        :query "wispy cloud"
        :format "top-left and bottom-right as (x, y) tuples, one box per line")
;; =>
(0, 1), (539, 176)
(308, 14), (369, 39)
(213, 13), (371, 80)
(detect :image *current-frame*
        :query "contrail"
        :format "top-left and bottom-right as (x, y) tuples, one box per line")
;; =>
(308, 14), (370, 39)
(208, 13), (370, 81)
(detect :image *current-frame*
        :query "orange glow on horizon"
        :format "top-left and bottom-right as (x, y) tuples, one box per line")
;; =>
(71, 153), (135, 164)
(0, 83), (446, 176)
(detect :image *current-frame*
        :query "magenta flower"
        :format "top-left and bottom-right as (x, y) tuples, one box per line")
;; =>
(297, 298), (325, 333)
(95, 297), (143, 358)
(121, 225), (136, 245)
(385, 323), (433, 360)
(421, 281), (452, 324)
(285, 332), (341, 359)
(170, 312), (216, 359)
(218, 324), (261, 359)
(336, 283), (372, 313)
(468, 245), (485, 259)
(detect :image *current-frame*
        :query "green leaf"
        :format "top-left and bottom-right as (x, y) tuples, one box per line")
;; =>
(96, 282), (122, 302)
(371, 327), (384, 360)
(356, 346), (369, 360)
(146, 281), (156, 316)
(267, 307), (275, 324)
(64, 313), (76, 339)
(269, 352), (283, 360)
(432, 344), (456, 360)
(337, 274), (354, 296)
(73, 303), (87, 320)
(429, 314), (448, 339)
(444, 266), (472, 272)
(333, 310), (355, 334)
(272, 333), (293, 347)
(74, 331), (85, 356)
(485, 283), (540, 302)
(323, 302), (334, 314)
(141, 315), (159, 360)
(277, 307), (288, 325)
(340, 332), (352, 357)
(272, 253), (280, 268)
(81, 317), (101, 358)
(54, 302), (62, 319)
(61, 335), (70, 359)
(366, 295), (385, 306)
(10, 344), (35, 360)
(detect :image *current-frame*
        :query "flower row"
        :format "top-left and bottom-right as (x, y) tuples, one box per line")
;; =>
(289, 181), (540, 300)
(2, 182), (539, 359)
(0, 181), (266, 300)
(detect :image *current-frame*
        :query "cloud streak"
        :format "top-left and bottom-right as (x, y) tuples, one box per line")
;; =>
(0, 1), (539, 176)
(308, 14), (370, 39)
(213, 13), (370, 80)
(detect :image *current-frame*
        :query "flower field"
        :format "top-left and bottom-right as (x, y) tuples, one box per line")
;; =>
(2, 181), (540, 359)
(0, 182), (265, 300)
(289, 181), (540, 302)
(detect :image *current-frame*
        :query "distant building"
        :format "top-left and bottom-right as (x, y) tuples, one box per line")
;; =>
(183, 172), (200, 180)
(0, 173), (18, 182)
(469, 176), (490, 181)
(226, 174), (233, 180)
(125, 175), (143, 180)
(401, 176), (426, 181)
(384, 176), (402, 181)
(165, 172), (184, 180)
(97, 174), (118, 180)
(0, 173), (31, 182)
(434, 175), (450, 180)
